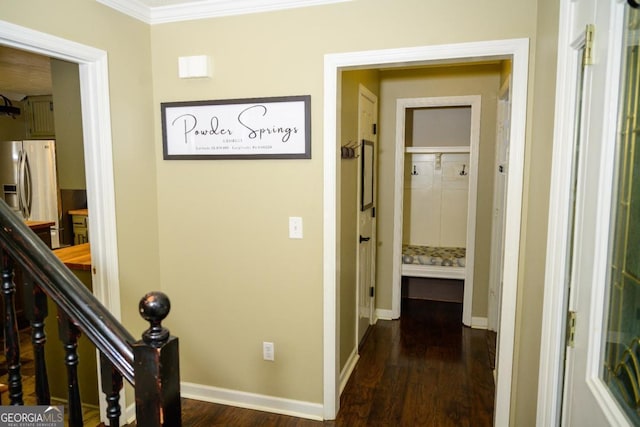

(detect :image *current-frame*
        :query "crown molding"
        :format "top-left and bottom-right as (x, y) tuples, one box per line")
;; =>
(97, 0), (352, 24)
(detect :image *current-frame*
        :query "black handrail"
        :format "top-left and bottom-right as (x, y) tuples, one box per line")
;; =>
(0, 200), (136, 383)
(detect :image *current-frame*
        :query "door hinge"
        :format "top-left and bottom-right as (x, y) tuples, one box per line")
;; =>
(372, 206), (376, 218)
(566, 310), (577, 348)
(583, 24), (595, 66)
(373, 123), (377, 135)
(370, 286), (375, 297)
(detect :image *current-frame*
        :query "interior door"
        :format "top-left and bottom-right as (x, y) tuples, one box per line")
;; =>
(561, 1), (640, 424)
(488, 83), (510, 333)
(357, 85), (377, 346)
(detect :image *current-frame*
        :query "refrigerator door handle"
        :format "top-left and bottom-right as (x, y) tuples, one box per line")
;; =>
(17, 149), (32, 219)
(24, 151), (32, 218)
(17, 149), (26, 218)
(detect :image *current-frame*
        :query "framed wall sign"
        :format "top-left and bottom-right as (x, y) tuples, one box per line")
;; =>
(161, 95), (311, 160)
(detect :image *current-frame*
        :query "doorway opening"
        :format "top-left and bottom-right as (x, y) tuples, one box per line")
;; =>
(393, 95), (480, 328)
(0, 19), (122, 422)
(324, 39), (529, 425)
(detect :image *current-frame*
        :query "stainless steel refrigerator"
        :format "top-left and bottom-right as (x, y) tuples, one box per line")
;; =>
(0, 140), (60, 248)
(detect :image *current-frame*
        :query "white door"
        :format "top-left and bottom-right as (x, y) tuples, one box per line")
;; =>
(357, 85), (377, 346)
(558, 0), (640, 424)
(488, 83), (510, 333)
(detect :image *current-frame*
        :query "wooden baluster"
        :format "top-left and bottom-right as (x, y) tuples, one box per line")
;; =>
(58, 310), (83, 427)
(23, 279), (51, 405)
(133, 292), (182, 427)
(100, 352), (123, 427)
(1, 250), (23, 405)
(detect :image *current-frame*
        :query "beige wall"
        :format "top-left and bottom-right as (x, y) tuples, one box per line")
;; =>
(377, 64), (502, 318)
(511, 0), (560, 423)
(51, 58), (86, 190)
(0, 0), (558, 421)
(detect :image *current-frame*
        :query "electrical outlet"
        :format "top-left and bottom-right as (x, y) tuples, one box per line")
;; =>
(263, 341), (275, 361)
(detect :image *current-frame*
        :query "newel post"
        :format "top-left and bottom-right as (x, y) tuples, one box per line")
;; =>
(133, 292), (182, 427)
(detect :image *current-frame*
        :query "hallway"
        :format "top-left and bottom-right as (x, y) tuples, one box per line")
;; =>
(0, 298), (494, 426)
(179, 298), (495, 426)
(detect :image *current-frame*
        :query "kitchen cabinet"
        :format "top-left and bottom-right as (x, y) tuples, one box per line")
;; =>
(24, 95), (55, 139)
(69, 209), (89, 244)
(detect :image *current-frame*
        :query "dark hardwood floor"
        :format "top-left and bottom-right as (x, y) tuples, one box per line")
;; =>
(178, 298), (495, 426)
(2, 298), (495, 426)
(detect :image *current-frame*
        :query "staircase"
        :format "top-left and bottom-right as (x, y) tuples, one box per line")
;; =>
(0, 200), (181, 427)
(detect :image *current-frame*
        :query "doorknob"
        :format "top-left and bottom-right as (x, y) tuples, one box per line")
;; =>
(359, 235), (371, 243)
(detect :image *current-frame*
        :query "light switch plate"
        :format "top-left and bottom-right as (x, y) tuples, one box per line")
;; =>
(289, 216), (303, 239)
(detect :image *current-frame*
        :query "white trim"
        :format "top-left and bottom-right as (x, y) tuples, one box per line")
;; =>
(339, 349), (359, 394)
(375, 308), (395, 321)
(536, 0), (579, 423)
(401, 264), (466, 280)
(391, 95), (480, 327)
(97, 0), (352, 24)
(124, 403), (136, 425)
(181, 382), (324, 421)
(0, 20), (122, 425)
(324, 38), (529, 423)
(471, 317), (489, 330)
(405, 146), (470, 154)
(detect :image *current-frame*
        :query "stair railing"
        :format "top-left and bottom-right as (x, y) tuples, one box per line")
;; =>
(0, 200), (181, 426)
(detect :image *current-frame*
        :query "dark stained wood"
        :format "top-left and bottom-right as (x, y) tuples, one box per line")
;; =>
(0, 327), (102, 424)
(133, 292), (182, 427)
(23, 280), (50, 405)
(0, 201), (136, 383)
(58, 310), (83, 427)
(100, 352), (123, 427)
(1, 251), (22, 405)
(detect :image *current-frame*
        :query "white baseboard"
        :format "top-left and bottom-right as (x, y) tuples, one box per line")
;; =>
(376, 308), (396, 320)
(123, 383), (323, 423)
(124, 403), (136, 425)
(471, 316), (488, 329)
(180, 382), (324, 421)
(339, 348), (359, 395)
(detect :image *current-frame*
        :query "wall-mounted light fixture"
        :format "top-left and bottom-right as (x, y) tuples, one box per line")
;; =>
(178, 55), (212, 79)
(0, 95), (20, 118)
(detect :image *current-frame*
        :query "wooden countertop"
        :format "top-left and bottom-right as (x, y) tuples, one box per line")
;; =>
(54, 243), (91, 271)
(68, 209), (88, 216)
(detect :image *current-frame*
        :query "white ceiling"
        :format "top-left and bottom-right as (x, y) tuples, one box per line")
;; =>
(97, 0), (352, 24)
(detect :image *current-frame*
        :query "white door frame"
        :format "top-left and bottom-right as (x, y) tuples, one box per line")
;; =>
(0, 20), (122, 423)
(324, 38), (529, 424)
(391, 95), (480, 327)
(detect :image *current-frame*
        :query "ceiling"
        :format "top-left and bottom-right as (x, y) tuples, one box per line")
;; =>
(0, 45), (52, 101)
(0, 0), (351, 100)
(97, 0), (352, 24)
